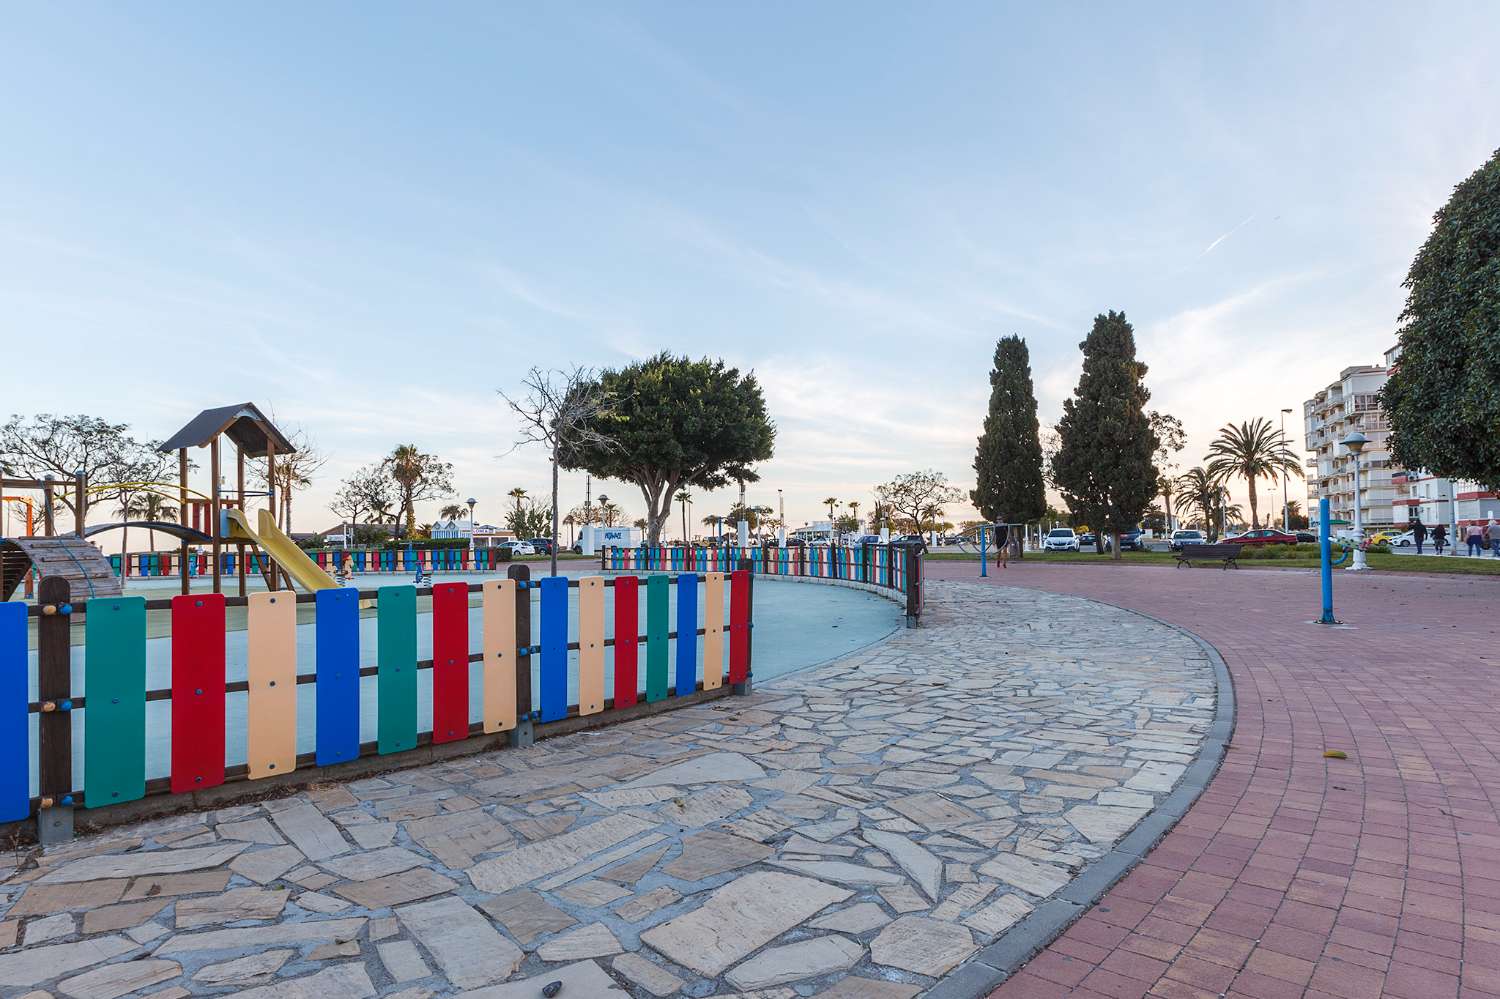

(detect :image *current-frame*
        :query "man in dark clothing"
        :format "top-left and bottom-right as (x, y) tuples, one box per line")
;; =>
(1413, 518), (1427, 555)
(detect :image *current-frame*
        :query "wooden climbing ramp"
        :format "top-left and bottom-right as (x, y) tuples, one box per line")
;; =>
(0, 535), (122, 602)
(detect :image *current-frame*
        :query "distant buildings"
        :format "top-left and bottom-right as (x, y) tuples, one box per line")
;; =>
(1303, 345), (1498, 533)
(1303, 362), (1396, 529)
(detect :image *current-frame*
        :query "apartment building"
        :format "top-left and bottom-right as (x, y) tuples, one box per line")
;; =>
(1303, 363), (1398, 530)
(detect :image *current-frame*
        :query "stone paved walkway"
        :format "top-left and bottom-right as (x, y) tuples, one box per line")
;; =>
(0, 580), (1215, 998)
(924, 561), (1500, 999)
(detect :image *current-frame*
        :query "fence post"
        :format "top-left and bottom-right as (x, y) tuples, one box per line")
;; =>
(36, 576), (74, 843)
(507, 563), (534, 747)
(904, 547), (922, 628)
(732, 572), (754, 696)
(600, 545), (607, 572)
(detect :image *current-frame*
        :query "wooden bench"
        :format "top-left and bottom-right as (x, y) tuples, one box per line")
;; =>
(1174, 543), (1242, 569)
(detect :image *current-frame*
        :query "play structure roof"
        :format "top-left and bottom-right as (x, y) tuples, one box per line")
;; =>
(158, 403), (297, 458)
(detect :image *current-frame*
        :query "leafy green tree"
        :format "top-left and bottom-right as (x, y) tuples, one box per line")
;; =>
(564, 354), (775, 544)
(1148, 411), (1186, 529)
(1381, 148), (1500, 488)
(1205, 418), (1301, 530)
(383, 445), (454, 539)
(971, 336), (1046, 530)
(1052, 311), (1158, 559)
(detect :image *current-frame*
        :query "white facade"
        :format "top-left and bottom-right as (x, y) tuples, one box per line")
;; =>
(1303, 363), (1398, 530)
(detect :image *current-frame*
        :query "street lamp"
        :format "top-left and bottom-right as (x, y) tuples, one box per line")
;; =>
(777, 488), (785, 545)
(1280, 407), (1294, 532)
(1341, 431), (1369, 571)
(466, 497), (477, 556)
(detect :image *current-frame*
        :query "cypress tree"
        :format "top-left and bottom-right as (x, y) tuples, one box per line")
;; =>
(1052, 311), (1158, 559)
(971, 336), (1046, 544)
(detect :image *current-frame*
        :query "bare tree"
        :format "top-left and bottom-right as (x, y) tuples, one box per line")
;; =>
(253, 422), (328, 533)
(500, 366), (619, 575)
(876, 470), (964, 540)
(330, 464), (394, 545)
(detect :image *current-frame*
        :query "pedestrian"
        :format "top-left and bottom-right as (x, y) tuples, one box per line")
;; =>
(1490, 519), (1500, 557)
(1467, 522), (1485, 556)
(1433, 524), (1447, 556)
(1412, 517), (1427, 555)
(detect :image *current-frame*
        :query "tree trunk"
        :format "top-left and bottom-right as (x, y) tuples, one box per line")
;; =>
(1163, 492), (1173, 533)
(1246, 474), (1258, 530)
(1112, 531), (1122, 561)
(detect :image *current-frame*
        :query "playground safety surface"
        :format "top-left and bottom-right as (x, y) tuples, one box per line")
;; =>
(0, 579), (1218, 997)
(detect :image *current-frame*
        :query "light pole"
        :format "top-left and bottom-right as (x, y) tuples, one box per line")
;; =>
(1341, 431), (1369, 571)
(466, 497), (477, 557)
(777, 488), (785, 545)
(1280, 407), (1294, 532)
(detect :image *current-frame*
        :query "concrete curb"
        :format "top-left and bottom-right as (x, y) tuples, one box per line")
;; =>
(922, 595), (1237, 999)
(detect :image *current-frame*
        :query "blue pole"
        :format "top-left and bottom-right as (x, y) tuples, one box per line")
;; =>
(979, 525), (988, 577)
(1318, 497), (1335, 624)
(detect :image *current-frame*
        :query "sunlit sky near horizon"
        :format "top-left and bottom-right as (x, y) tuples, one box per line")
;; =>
(3, 4), (1498, 542)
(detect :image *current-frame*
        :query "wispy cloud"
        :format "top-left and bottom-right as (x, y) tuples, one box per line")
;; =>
(1200, 214), (1256, 257)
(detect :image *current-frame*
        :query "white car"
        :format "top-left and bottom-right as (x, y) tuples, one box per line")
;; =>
(499, 540), (536, 556)
(1043, 528), (1080, 552)
(1386, 530), (1415, 547)
(1168, 529), (1207, 551)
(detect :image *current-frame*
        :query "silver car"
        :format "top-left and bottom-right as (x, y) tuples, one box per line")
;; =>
(1043, 528), (1080, 552)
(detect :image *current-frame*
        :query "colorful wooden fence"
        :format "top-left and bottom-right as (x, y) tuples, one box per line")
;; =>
(604, 543), (919, 605)
(109, 546), (522, 579)
(1, 568), (752, 830)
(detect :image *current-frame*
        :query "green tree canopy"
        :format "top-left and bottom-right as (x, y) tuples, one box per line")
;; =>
(1052, 311), (1158, 557)
(563, 353), (776, 543)
(1381, 148), (1500, 488)
(971, 335), (1046, 525)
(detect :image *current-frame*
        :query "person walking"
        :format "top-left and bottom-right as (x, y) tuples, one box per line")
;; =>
(1467, 522), (1485, 556)
(1489, 519), (1500, 557)
(1413, 517), (1427, 555)
(1433, 524), (1447, 556)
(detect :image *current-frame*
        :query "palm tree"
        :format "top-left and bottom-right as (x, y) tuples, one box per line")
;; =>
(678, 491), (693, 544)
(507, 487), (528, 520)
(562, 512), (577, 547)
(1159, 473), (1178, 532)
(823, 497), (838, 522)
(1206, 418), (1303, 530)
(127, 491), (178, 553)
(848, 500), (861, 531)
(439, 503), (465, 524)
(1176, 467), (1230, 541)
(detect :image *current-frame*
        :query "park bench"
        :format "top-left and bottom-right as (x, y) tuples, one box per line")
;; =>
(1174, 543), (1242, 569)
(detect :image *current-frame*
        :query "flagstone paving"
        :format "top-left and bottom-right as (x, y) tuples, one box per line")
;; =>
(0, 580), (1217, 997)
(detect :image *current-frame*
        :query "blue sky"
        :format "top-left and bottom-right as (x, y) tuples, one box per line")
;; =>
(3, 4), (1497, 537)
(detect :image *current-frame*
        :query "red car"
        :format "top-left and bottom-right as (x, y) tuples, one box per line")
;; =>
(1222, 529), (1297, 545)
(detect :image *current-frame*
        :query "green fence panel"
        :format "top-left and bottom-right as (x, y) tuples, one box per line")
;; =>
(377, 585), (418, 754)
(646, 574), (670, 702)
(84, 596), (147, 807)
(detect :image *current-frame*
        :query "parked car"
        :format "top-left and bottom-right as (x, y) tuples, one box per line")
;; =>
(1294, 531), (1318, 544)
(523, 537), (555, 555)
(1078, 532), (1099, 548)
(1381, 530), (1415, 547)
(782, 537), (807, 548)
(1221, 529), (1297, 546)
(1114, 529), (1147, 552)
(889, 534), (926, 548)
(846, 534), (883, 547)
(497, 540), (537, 556)
(1168, 529), (1207, 550)
(1043, 528), (1080, 552)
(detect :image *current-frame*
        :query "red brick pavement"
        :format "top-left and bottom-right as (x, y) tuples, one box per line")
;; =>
(923, 561), (1500, 999)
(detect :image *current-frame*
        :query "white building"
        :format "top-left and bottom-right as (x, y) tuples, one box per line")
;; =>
(1303, 363), (1398, 530)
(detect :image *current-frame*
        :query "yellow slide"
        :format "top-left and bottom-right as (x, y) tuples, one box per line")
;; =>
(224, 508), (338, 593)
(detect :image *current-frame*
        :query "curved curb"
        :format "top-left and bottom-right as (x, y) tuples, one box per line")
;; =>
(922, 593), (1237, 999)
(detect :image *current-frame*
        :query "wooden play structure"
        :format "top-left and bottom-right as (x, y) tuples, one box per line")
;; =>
(157, 402), (336, 596)
(0, 472), (122, 601)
